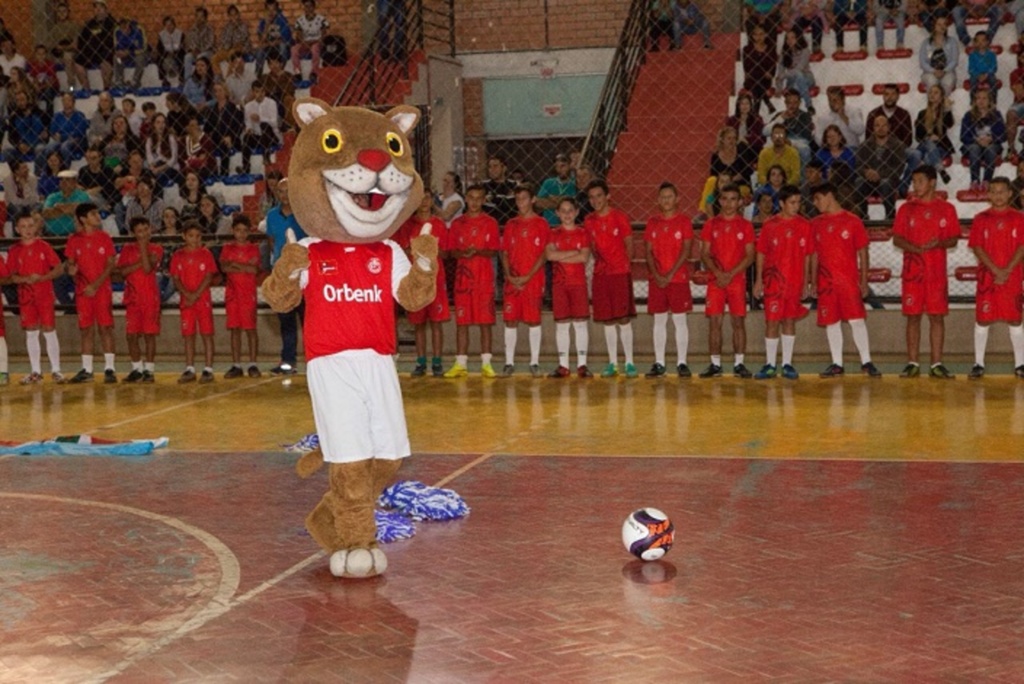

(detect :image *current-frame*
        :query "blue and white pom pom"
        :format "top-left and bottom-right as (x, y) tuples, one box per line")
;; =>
(379, 480), (471, 521)
(284, 433), (320, 452)
(375, 510), (416, 543)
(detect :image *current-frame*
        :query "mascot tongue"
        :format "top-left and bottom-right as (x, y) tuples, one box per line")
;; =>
(353, 192), (389, 211)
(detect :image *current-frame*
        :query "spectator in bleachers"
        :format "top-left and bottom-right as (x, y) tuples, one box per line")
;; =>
(156, 16), (184, 87)
(42, 92), (88, 167)
(742, 24), (778, 114)
(800, 158), (825, 216)
(0, 34), (27, 76)
(776, 29), (816, 113)
(436, 171), (466, 227)
(292, 0), (329, 82)
(204, 81), (244, 176)
(727, 92), (766, 152)
(376, 0), (407, 62)
(961, 87), (1006, 189)
(673, 0), (714, 49)
(193, 193), (226, 235)
(537, 153), (577, 226)
(213, 5), (251, 75)
(574, 164), (596, 219)
(914, 83), (956, 181)
(121, 97), (143, 137)
(866, 84), (913, 146)
(649, 0), (676, 50)
(113, 148), (153, 211)
(183, 7), (215, 81)
(76, 0), (116, 90)
(112, 16), (148, 91)
(4, 159), (41, 215)
(857, 114), (906, 217)
(6, 89), (48, 167)
(160, 206), (182, 235)
(49, 3), (88, 91)
(830, 159), (863, 214)
(712, 126), (757, 188)
(181, 114), (216, 178)
(165, 91), (195, 138)
(752, 163), (788, 214)
(27, 45), (59, 113)
(78, 145), (119, 211)
(743, 0), (784, 35)
(138, 101), (157, 139)
(873, 0), (908, 52)
(817, 87), (865, 148)
(483, 155), (518, 225)
(254, 0), (292, 77)
(258, 167), (283, 217)
(37, 150), (66, 198)
(920, 15), (960, 94)
(816, 124), (857, 178)
(100, 114), (140, 170)
(951, 0), (1000, 47)
(967, 30), (999, 104)
(829, 0), (868, 54)
(765, 89), (816, 165)
(124, 175), (165, 232)
(758, 123), (803, 186)
(239, 78), (279, 175)
(263, 53), (296, 129)
(789, 0), (827, 54)
(41, 169), (88, 236)
(178, 170), (207, 220)
(224, 51), (253, 106)
(182, 55), (214, 109)
(917, 0), (957, 32)
(145, 112), (181, 187)
(87, 91), (116, 147)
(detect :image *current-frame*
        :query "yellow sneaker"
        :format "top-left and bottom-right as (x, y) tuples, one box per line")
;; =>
(480, 363), (497, 378)
(443, 363), (468, 378)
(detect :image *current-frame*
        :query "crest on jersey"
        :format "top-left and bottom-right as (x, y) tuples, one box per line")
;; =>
(367, 257), (383, 275)
(318, 259), (338, 275)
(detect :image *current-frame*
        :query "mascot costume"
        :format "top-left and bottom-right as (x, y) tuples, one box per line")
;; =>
(261, 100), (437, 578)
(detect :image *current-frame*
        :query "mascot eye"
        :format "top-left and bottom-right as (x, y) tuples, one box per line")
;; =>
(321, 129), (343, 154)
(386, 132), (404, 157)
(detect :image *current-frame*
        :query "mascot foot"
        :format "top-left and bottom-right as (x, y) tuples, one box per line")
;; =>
(329, 547), (388, 578)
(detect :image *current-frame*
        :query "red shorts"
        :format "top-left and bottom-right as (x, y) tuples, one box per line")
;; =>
(647, 281), (693, 315)
(705, 277), (747, 317)
(454, 287), (496, 326)
(503, 287), (543, 325)
(976, 275), (1024, 324)
(552, 283), (590, 320)
(180, 300), (214, 336)
(76, 286), (114, 328)
(816, 281), (866, 326)
(125, 302), (162, 335)
(226, 295), (258, 330)
(18, 283), (57, 329)
(407, 288), (451, 324)
(901, 276), (949, 316)
(592, 273), (636, 322)
(763, 289), (809, 322)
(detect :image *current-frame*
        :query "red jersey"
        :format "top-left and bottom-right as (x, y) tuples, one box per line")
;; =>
(892, 197), (960, 286)
(585, 207), (633, 276)
(702, 214), (755, 272)
(969, 207), (1024, 278)
(302, 240), (406, 360)
(644, 213), (694, 284)
(757, 215), (813, 296)
(170, 246), (218, 303)
(812, 210), (869, 290)
(8, 239), (61, 279)
(502, 214), (550, 293)
(117, 242), (164, 307)
(450, 212), (500, 294)
(65, 230), (115, 292)
(549, 227), (590, 286)
(220, 242), (261, 299)
(395, 215), (447, 295)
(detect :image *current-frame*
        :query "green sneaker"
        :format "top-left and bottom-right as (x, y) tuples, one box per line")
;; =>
(929, 363), (954, 379)
(624, 363), (638, 378)
(899, 363), (920, 378)
(600, 363), (618, 378)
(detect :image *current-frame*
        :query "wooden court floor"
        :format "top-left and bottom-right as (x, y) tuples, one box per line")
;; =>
(3, 370), (1024, 681)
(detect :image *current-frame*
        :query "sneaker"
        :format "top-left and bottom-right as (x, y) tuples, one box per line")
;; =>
(104, 369), (118, 384)
(52, 372), (67, 384)
(141, 371), (155, 383)
(270, 363), (297, 376)
(548, 365), (570, 378)
(677, 363), (692, 378)
(645, 363), (667, 378)
(0, 372), (7, 386)
(699, 363), (723, 378)
(432, 361), (444, 377)
(624, 363), (638, 378)
(124, 369), (144, 383)
(224, 366), (244, 379)
(929, 363), (954, 379)
(862, 362), (883, 378)
(899, 363), (920, 379)
(178, 369), (197, 384)
(753, 364), (776, 380)
(781, 364), (799, 380)
(199, 370), (214, 384)
(20, 372), (44, 385)
(968, 364), (985, 380)
(481, 363), (497, 379)
(411, 363), (427, 377)
(819, 363), (845, 378)
(501, 364), (515, 377)
(600, 363), (618, 378)
(1016, 365), (1024, 379)
(68, 369), (94, 384)
(443, 363), (468, 378)
(247, 365), (262, 378)
(733, 363), (753, 379)
(577, 365), (593, 378)
(530, 364), (541, 378)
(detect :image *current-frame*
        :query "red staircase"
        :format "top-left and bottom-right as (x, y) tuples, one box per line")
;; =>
(606, 33), (740, 220)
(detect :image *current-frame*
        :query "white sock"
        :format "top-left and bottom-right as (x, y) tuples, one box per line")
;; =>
(0, 337), (7, 373)
(132, 360), (143, 372)
(504, 327), (517, 366)
(711, 354), (721, 366)
(104, 352), (116, 371)
(849, 318), (871, 365)
(456, 354), (468, 367)
(1010, 324), (1024, 367)
(604, 325), (618, 365)
(82, 354), (94, 373)
(652, 313), (668, 366)
(144, 361), (155, 372)
(43, 331), (61, 373)
(556, 322), (570, 368)
(826, 323), (843, 365)
(974, 323), (989, 367)
(573, 321), (589, 367)
(481, 352), (492, 367)
(781, 334), (795, 366)
(765, 337), (779, 367)
(735, 354), (745, 367)
(529, 326), (542, 365)
(26, 330), (42, 374)
(619, 322), (634, 365)
(672, 313), (688, 365)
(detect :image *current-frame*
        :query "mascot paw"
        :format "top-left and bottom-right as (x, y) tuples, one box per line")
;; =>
(328, 547), (388, 578)
(278, 243), (311, 279)
(409, 234), (439, 271)
(295, 448), (325, 478)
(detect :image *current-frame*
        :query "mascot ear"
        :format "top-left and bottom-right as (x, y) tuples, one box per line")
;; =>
(293, 98), (333, 128)
(385, 105), (420, 135)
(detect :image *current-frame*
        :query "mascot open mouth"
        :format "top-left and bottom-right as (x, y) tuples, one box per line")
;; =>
(322, 173), (410, 239)
(351, 190), (390, 212)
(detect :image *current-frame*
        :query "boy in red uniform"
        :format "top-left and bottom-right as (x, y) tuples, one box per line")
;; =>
(170, 221), (218, 383)
(546, 197), (592, 377)
(699, 185), (755, 378)
(65, 203), (118, 383)
(643, 182), (694, 378)
(967, 177), (1024, 378)
(7, 212), (65, 384)
(117, 217), (164, 383)
(892, 165), (961, 379)
(501, 183), (550, 377)
(220, 214), (263, 379)
(443, 184), (500, 378)
(753, 185), (813, 380)
(585, 180), (637, 378)
(810, 183), (883, 377)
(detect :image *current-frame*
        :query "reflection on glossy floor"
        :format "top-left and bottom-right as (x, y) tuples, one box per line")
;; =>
(2, 371), (1024, 681)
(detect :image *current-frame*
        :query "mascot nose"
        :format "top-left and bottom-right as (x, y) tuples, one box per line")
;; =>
(357, 149), (391, 172)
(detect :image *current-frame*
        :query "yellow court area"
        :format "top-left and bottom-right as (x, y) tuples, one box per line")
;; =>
(3, 373), (1023, 462)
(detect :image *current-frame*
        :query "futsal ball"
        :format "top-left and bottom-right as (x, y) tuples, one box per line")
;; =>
(622, 508), (674, 561)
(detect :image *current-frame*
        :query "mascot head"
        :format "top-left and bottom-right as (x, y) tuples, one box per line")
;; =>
(288, 99), (425, 244)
